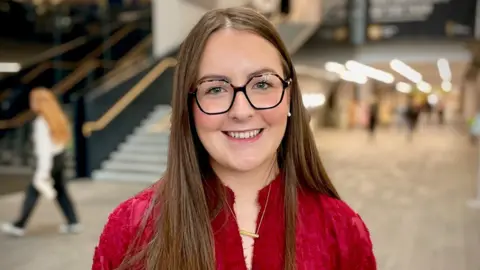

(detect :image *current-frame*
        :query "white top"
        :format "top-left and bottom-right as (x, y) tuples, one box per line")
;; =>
(32, 116), (65, 184)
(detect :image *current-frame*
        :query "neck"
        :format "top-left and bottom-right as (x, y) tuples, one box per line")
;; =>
(211, 157), (278, 197)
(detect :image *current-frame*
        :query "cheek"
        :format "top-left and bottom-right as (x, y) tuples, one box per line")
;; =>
(261, 98), (289, 127)
(193, 103), (224, 134)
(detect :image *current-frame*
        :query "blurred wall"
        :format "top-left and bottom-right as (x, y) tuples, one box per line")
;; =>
(217, 0), (250, 8)
(152, 0), (248, 58)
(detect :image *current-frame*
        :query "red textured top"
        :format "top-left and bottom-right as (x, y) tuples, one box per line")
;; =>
(92, 175), (376, 270)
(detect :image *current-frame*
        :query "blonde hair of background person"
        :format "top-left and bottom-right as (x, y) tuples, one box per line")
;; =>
(30, 87), (71, 146)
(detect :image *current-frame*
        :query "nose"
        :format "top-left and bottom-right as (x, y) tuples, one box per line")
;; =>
(228, 91), (254, 120)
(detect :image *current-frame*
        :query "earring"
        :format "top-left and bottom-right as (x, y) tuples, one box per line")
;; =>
(287, 112), (291, 117)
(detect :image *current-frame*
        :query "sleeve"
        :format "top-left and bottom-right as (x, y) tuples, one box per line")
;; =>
(32, 118), (54, 185)
(92, 200), (135, 270)
(340, 214), (377, 270)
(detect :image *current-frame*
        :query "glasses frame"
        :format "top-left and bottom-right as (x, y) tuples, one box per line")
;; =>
(190, 73), (292, 115)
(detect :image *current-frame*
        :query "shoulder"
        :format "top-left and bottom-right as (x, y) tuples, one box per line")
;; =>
(102, 184), (156, 236)
(298, 191), (376, 265)
(300, 193), (367, 233)
(317, 195), (376, 269)
(111, 185), (156, 227)
(299, 191), (358, 221)
(92, 185), (157, 269)
(315, 195), (371, 241)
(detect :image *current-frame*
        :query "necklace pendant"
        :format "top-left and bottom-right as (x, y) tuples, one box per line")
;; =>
(239, 229), (259, 238)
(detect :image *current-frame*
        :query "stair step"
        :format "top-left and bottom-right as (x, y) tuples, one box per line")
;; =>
(94, 105), (172, 184)
(126, 133), (170, 145)
(119, 143), (169, 154)
(93, 170), (163, 183)
(153, 105), (171, 114)
(135, 125), (171, 135)
(111, 151), (169, 163)
(144, 107), (171, 122)
(103, 161), (166, 174)
(142, 110), (171, 123)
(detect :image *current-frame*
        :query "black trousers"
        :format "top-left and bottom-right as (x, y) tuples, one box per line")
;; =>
(14, 152), (79, 228)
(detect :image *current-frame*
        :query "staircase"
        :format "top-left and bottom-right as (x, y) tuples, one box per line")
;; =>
(92, 105), (171, 183)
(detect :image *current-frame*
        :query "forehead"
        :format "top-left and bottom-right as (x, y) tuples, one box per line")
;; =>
(198, 28), (283, 81)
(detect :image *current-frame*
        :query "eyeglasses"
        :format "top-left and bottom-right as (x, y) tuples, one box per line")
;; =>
(191, 73), (291, 115)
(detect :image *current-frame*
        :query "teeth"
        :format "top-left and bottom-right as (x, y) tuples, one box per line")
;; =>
(227, 129), (261, 139)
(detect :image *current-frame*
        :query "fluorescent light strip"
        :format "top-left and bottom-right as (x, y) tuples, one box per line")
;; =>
(441, 81), (452, 92)
(437, 58), (451, 82)
(324, 62), (368, 85)
(417, 81), (432, 93)
(395, 82), (411, 93)
(325, 62), (345, 74)
(340, 70), (368, 84)
(345, 60), (394, 84)
(0, 62), (21, 73)
(390, 59), (422, 84)
(302, 93), (326, 108)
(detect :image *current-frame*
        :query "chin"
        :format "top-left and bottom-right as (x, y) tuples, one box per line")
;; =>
(224, 155), (268, 172)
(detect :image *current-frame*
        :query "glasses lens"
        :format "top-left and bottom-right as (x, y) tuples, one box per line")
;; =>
(246, 74), (284, 108)
(195, 74), (286, 114)
(196, 80), (234, 114)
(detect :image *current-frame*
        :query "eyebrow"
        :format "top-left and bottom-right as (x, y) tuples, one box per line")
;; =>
(197, 67), (279, 83)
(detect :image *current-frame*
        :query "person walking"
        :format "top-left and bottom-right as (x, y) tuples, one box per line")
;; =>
(1, 88), (81, 237)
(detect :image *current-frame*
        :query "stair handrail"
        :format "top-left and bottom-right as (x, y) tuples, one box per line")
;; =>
(99, 33), (153, 84)
(79, 23), (137, 65)
(15, 36), (89, 73)
(0, 22), (139, 130)
(82, 57), (178, 137)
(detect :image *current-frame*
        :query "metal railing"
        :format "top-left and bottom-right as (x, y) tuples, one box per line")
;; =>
(0, 23), (137, 130)
(82, 57), (177, 137)
(0, 22), (145, 169)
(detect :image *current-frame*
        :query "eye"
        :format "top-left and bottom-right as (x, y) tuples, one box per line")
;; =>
(206, 87), (224, 95)
(254, 81), (270, 89)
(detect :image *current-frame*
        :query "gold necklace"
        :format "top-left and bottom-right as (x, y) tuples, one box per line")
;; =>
(226, 183), (272, 239)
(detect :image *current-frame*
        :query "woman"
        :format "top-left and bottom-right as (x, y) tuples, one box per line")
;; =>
(93, 7), (376, 270)
(1, 88), (81, 237)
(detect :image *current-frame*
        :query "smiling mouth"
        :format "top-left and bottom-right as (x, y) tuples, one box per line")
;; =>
(222, 129), (264, 139)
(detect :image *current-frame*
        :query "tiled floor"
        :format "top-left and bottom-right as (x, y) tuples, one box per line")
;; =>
(1, 125), (479, 270)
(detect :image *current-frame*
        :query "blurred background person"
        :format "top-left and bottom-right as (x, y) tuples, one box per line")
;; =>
(405, 95), (420, 141)
(368, 97), (379, 140)
(1, 88), (82, 237)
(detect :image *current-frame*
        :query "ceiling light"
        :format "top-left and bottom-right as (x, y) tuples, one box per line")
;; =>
(395, 82), (411, 93)
(427, 94), (438, 105)
(346, 60), (395, 84)
(0, 62), (21, 73)
(390, 59), (422, 83)
(437, 58), (452, 82)
(441, 81), (452, 92)
(340, 70), (368, 84)
(324, 62), (345, 74)
(417, 81), (432, 93)
(302, 93), (326, 108)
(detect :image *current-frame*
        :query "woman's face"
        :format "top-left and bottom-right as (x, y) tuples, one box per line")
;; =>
(193, 28), (290, 173)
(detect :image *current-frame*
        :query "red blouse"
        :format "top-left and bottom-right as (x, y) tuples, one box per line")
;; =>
(92, 175), (376, 270)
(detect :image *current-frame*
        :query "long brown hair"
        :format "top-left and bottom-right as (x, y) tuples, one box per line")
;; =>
(121, 7), (340, 270)
(30, 87), (71, 145)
